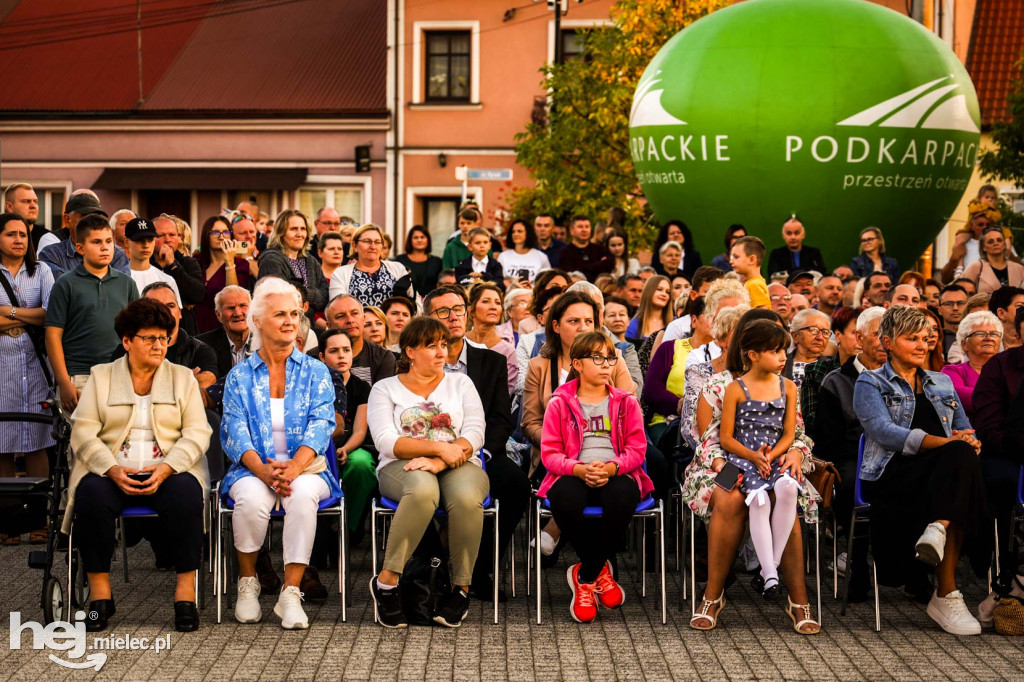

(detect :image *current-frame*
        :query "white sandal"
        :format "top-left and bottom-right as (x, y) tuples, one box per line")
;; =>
(690, 592), (726, 631)
(785, 597), (820, 635)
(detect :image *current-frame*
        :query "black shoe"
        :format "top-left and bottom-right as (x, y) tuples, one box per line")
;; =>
(751, 574), (765, 593)
(256, 548), (282, 592)
(468, 576), (507, 603)
(85, 599), (116, 632)
(369, 575), (406, 629)
(432, 588), (471, 628)
(762, 578), (780, 600)
(174, 601), (199, 632)
(301, 566), (328, 603)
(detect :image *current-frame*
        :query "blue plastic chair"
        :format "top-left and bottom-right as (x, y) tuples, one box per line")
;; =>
(215, 450), (347, 623)
(530, 464), (667, 625)
(116, 501), (206, 608)
(840, 434), (880, 631)
(369, 453), (501, 624)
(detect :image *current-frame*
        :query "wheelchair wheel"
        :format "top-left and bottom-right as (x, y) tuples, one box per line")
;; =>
(71, 550), (89, 608)
(41, 576), (64, 625)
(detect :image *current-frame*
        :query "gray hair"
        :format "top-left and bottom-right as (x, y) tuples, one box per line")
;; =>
(878, 305), (930, 343)
(956, 310), (1002, 347)
(568, 271), (587, 282)
(791, 307), (829, 332)
(638, 265), (657, 275)
(503, 287), (531, 315)
(108, 208), (135, 229)
(856, 306), (886, 335)
(711, 304), (750, 343)
(659, 239), (683, 257)
(214, 284), (251, 312)
(248, 277), (303, 351)
(704, 278), (750, 321)
(566, 280), (603, 312)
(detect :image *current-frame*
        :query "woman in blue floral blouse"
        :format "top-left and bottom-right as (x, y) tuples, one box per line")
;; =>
(221, 277), (340, 630)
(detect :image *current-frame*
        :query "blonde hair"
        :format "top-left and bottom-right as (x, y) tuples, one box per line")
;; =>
(268, 209), (312, 258)
(711, 304), (750, 343)
(858, 226), (886, 255)
(704, 278), (750, 322)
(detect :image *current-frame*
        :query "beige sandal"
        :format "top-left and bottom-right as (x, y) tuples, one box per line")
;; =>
(785, 597), (820, 635)
(690, 592), (726, 631)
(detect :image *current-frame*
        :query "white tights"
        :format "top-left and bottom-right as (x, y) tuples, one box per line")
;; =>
(747, 476), (800, 584)
(230, 474), (330, 566)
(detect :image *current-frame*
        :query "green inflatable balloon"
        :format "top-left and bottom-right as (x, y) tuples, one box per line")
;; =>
(630, 0), (980, 273)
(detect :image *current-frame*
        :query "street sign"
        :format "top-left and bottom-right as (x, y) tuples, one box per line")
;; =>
(465, 168), (513, 181)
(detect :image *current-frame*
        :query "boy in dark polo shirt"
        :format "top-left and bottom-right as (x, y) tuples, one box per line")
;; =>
(45, 214), (139, 411)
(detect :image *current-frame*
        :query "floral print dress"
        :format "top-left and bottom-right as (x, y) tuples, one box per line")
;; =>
(680, 369), (820, 522)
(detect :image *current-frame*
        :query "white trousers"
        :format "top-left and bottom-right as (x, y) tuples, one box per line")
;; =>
(229, 474), (330, 566)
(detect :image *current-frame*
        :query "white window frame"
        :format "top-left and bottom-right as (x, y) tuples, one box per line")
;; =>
(5, 180), (73, 228)
(405, 185), (483, 244)
(296, 175), (373, 225)
(412, 21), (480, 106)
(547, 18), (612, 65)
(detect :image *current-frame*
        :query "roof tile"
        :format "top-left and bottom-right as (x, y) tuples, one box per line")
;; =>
(967, 0), (1024, 126)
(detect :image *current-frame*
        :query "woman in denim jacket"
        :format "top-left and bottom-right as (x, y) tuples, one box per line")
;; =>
(853, 306), (991, 636)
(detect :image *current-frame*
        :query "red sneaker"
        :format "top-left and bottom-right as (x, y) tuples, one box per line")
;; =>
(594, 560), (625, 609)
(567, 564), (598, 623)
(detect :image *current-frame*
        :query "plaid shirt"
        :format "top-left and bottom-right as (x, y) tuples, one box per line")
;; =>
(799, 354), (841, 436)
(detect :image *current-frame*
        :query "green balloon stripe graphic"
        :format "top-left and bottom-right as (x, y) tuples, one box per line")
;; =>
(631, 0), (980, 273)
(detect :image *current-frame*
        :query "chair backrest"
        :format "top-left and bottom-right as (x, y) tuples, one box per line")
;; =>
(325, 445), (340, 480)
(854, 434), (868, 508)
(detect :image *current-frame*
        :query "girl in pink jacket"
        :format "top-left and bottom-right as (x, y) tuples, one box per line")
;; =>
(538, 332), (654, 623)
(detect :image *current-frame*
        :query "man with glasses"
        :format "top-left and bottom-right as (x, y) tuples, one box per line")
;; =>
(423, 285), (528, 602)
(939, 284), (969, 356)
(323, 294), (395, 384)
(785, 308), (831, 388)
(310, 207), (344, 260)
(768, 281), (793, 322)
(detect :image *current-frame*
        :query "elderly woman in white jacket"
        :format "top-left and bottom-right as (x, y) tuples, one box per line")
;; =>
(69, 298), (212, 634)
(329, 224), (413, 307)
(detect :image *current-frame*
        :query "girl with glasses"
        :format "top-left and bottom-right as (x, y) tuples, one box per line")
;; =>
(536, 331), (653, 623)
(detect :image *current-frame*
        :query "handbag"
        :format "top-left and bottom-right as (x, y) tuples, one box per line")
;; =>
(0, 271), (54, 389)
(400, 527), (451, 625)
(994, 595), (1024, 635)
(805, 457), (841, 509)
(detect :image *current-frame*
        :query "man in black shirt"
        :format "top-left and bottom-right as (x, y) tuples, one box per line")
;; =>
(152, 215), (205, 335)
(3, 183), (46, 249)
(767, 216), (827, 276)
(323, 294), (396, 384)
(556, 215), (613, 282)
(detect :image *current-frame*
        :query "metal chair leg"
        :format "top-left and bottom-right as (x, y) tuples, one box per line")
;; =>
(119, 518), (129, 583)
(535, 500), (542, 625)
(832, 511), (838, 599)
(659, 502), (667, 624)
(339, 500), (347, 622)
(840, 508), (858, 616)
(872, 559), (881, 632)
(525, 500), (532, 597)
(690, 509), (696, 615)
(215, 506), (222, 624)
(641, 517), (648, 598)
(815, 521), (821, 622)
(492, 502), (500, 625)
(370, 503), (380, 624)
(509, 527), (517, 599)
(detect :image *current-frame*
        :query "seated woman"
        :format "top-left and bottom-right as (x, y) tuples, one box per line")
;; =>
(643, 296), (711, 444)
(683, 307), (820, 634)
(221, 277), (341, 630)
(69, 298), (212, 632)
(854, 305), (991, 635)
(366, 317), (489, 629)
(538, 332), (653, 623)
(940, 310), (1001, 421)
(626, 275), (672, 341)
(464, 282), (518, 395)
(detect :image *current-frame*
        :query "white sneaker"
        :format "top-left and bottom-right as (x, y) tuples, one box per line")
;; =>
(914, 522), (946, 567)
(235, 576), (262, 624)
(530, 531), (559, 557)
(274, 585), (309, 630)
(833, 552), (848, 576)
(927, 590), (981, 635)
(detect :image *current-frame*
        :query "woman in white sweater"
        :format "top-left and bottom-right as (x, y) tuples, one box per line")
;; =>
(366, 316), (489, 629)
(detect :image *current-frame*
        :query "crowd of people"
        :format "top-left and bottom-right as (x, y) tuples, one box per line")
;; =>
(0, 181), (1020, 637)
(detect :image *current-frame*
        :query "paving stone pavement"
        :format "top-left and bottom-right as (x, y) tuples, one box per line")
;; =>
(1, 535), (1022, 681)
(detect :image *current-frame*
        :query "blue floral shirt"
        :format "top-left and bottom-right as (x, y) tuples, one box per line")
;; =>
(220, 348), (341, 500)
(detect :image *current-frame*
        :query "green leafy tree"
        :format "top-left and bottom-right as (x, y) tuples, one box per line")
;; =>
(510, 0), (727, 248)
(978, 56), (1024, 186)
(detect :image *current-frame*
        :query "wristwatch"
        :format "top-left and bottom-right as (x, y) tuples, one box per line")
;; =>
(8, 307), (16, 320)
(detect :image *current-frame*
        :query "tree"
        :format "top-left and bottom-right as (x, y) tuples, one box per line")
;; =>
(978, 56), (1024, 186)
(510, 0), (727, 247)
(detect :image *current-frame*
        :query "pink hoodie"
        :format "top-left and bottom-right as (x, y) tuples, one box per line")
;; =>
(537, 379), (655, 499)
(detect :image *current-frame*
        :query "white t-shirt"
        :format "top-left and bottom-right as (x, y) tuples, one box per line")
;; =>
(367, 372), (486, 472)
(270, 398), (289, 461)
(685, 341), (722, 368)
(130, 265), (182, 306)
(497, 249), (551, 282)
(662, 315), (693, 342)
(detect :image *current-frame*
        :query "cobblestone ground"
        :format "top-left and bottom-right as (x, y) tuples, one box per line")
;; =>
(1, 532), (1022, 681)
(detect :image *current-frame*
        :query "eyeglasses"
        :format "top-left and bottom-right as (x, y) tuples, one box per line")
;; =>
(770, 294), (793, 303)
(940, 300), (967, 308)
(210, 230), (231, 237)
(341, 221), (360, 228)
(966, 331), (1002, 341)
(134, 334), (170, 346)
(357, 239), (384, 247)
(860, 236), (878, 243)
(794, 326), (830, 338)
(581, 354), (618, 366)
(318, 221), (341, 227)
(431, 305), (466, 319)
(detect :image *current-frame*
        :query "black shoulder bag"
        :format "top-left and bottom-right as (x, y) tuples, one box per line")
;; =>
(0, 270), (55, 389)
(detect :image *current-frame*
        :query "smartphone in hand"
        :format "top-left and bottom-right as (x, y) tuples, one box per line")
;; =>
(713, 461), (742, 492)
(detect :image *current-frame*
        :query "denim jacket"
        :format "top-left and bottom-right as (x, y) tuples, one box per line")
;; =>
(220, 349), (341, 500)
(853, 361), (970, 481)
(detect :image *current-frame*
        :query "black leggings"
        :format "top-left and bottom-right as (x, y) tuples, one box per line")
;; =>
(74, 473), (204, 574)
(547, 475), (641, 583)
